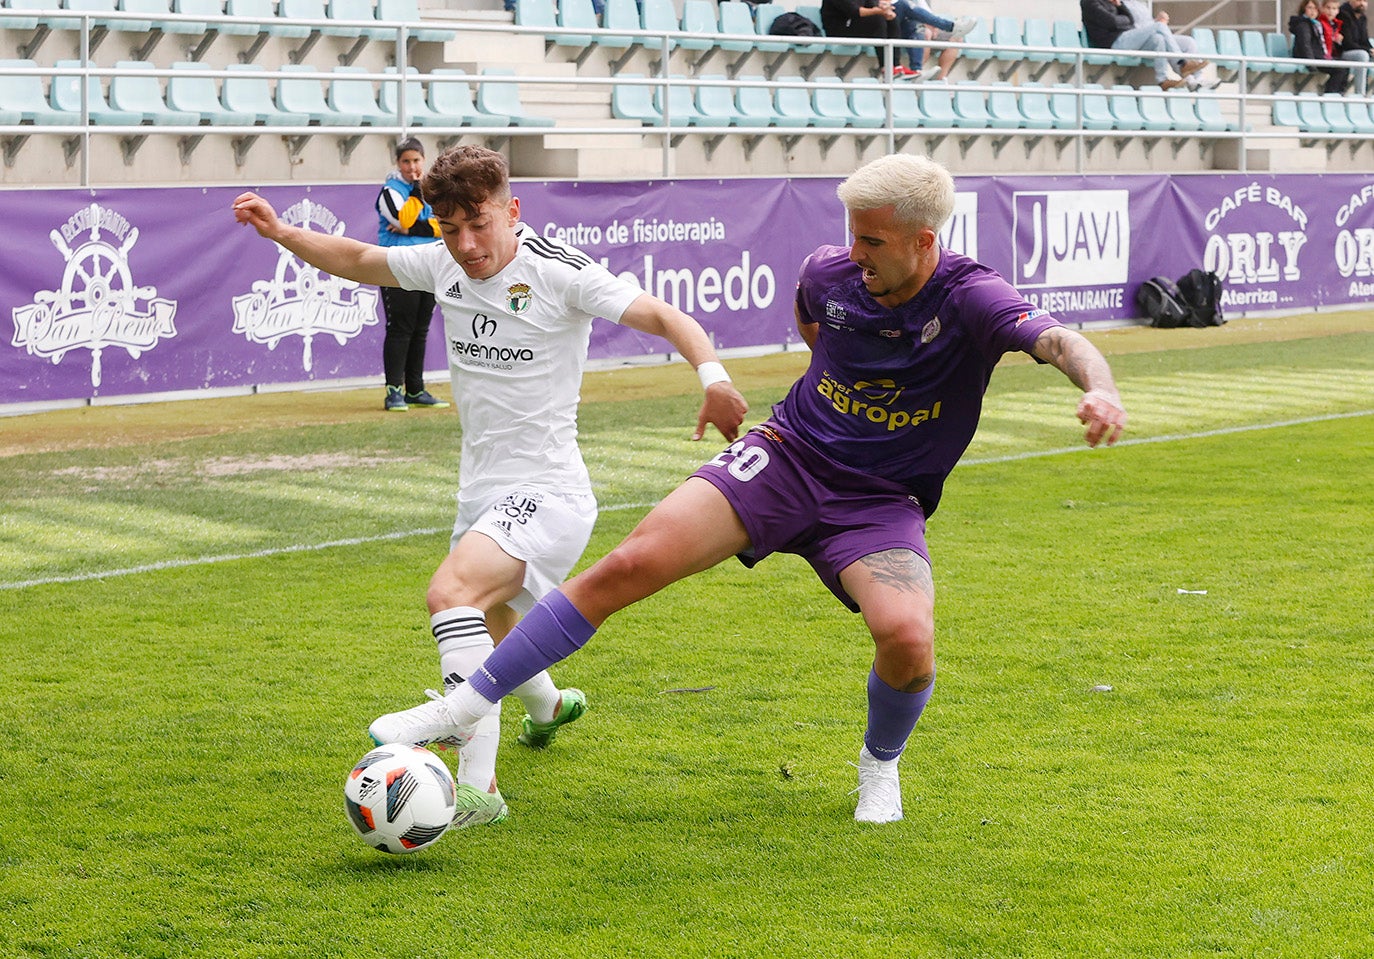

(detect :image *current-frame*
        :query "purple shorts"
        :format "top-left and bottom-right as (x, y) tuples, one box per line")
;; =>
(690, 424), (929, 612)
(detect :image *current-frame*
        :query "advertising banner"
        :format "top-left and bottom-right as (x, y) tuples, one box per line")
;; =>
(3, 172), (1371, 409)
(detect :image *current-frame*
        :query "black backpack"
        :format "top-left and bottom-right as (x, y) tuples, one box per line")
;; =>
(1175, 268), (1226, 327)
(768, 11), (821, 36)
(1136, 275), (1190, 328)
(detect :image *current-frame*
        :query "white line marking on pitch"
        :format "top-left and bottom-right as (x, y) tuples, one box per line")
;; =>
(4, 410), (1369, 592)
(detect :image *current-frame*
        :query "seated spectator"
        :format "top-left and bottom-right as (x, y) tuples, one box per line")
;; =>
(1081, 0), (1203, 90)
(1336, 0), (1371, 94)
(821, 0), (903, 77)
(891, 0), (978, 80)
(1127, 3), (1210, 89)
(1291, 0), (1349, 93)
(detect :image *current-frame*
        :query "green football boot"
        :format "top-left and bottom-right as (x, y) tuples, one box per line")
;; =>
(449, 783), (508, 829)
(517, 688), (587, 750)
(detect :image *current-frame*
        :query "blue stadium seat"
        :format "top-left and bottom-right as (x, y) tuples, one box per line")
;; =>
(1017, 83), (1056, 129)
(917, 80), (956, 126)
(1106, 84), (1144, 130)
(1321, 92), (1356, 133)
(375, 0), (456, 43)
(797, 2), (861, 58)
(774, 74), (822, 125)
(1214, 29), (1242, 74)
(696, 73), (747, 125)
(1135, 85), (1173, 130)
(167, 61), (257, 123)
(1295, 94), (1329, 133)
(736, 74), (792, 126)
(990, 16), (1023, 64)
(517, 0), (591, 49)
(1079, 82), (1114, 130)
(654, 75), (705, 126)
(602, 0), (643, 48)
(109, 59), (201, 123)
(887, 82), (922, 128)
(717, 0), (762, 57)
(611, 74), (661, 124)
(1021, 17), (1054, 64)
(678, 0), (717, 54)
(0, 58), (76, 123)
(276, 63), (362, 124)
(638, 0), (679, 55)
(1264, 32), (1301, 75)
(1345, 97), (1374, 134)
(1241, 30), (1277, 81)
(1047, 83), (1080, 128)
(813, 76), (873, 127)
(221, 0), (275, 37)
(1051, 18), (1088, 68)
(986, 82), (1023, 127)
(326, 0), (391, 40)
(51, 60), (143, 123)
(748, 3), (791, 55)
(1270, 92), (1301, 128)
(329, 65), (396, 124)
(958, 16), (993, 62)
(222, 63), (310, 124)
(1166, 92), (1202, 131)
(477, 68), (556, 126)
(1193, 92), (1233, 131)
(950, 81), (992, 127)
(848, 77), (890, 127)
(376, 66), (445, 125)
(429, 67), (510, 125)
(172, 0), (223, 35)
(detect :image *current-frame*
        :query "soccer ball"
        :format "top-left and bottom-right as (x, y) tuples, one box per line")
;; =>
(344, 743), (456, 854)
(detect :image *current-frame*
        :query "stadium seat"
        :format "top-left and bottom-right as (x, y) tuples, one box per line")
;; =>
(1241, 30), (1277, 82)
(1017, 82), (1056, 129)
(113, 0), (173, 34)
(1047, 83), (1080, 128)
(65, 0), (118, 30)
(278, 0), (327, 35)
(1165, 92), (1202, 132)
(958, 16), (993, 63)
(749, 3), (792, 56)
(601, 0), (643, 50)
(718, 0), (762, 57)
(917, 81), (957, 127)
(477, 68), (556, 126)
(172, 0), (222, 34)
(429, 67), (510, 126)
(221, 0), (275, 36)
(736, 74), (792, 126)
(986, 82), (1024, 127)
(1345, 97), (1374, 134)
(1295, 94), (1329, 132)
(1193, 92), (1233, 132)
(0, 58), (76, 123)
(50, 60), (142, 124)
(950, 81), (993, 128)
(326, 0), (391, 39)
(848, 77), (891, 127)
(375, 0), (456, 43)
(379, 65), (447, 125)
(990, 16), (1023, 64)
(1135, 85), (1173, 130)
(797, 3), (861, 59)
(109, 59), (201, 123)
(774, 74), (822, 126)
(696, 73), (747, 125)
(887, 81), (923, 128)
(611, 73), (660, 124)
(654, 74), (705, 126)
(516, 0), (590, 49)
(638, 0), (678, 57)
(1270, 92), (1302, 128)
(277, 63), (363, 124)
(1321, 92), (1356, 134)
(329, 65), (396, 124)
(1, 0), (47, 30)
(1106, 84), (1145, 130)
(1051, 18), (1088, 70)
(1214, 29), (1242, 75)
(1019, 17), (1057, 79)
(1265, 31), (1301, 75)
(222, 63), (310, 124)
(678, 0), (716, 54)
(1079, 82), (1114, 130)
(813, 76), (871, 127)
(167, 61), (256, 123)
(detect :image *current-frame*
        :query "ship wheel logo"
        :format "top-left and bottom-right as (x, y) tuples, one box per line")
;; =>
(231, 197), (378, 372)
(10, 202), (178, 389)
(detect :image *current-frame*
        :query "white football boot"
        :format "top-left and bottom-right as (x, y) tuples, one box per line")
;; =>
(853, 746), (904, 823)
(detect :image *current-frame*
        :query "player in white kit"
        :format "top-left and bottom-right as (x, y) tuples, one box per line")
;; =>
(233, 147), (748, 827)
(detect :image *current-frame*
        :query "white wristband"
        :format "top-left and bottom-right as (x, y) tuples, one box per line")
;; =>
(696, 361), (731, 389)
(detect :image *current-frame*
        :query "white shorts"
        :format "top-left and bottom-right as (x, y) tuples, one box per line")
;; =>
(452, 485), (598, 615)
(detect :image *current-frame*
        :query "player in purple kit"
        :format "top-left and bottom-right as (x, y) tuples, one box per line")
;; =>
(370, 153), (1128, 823)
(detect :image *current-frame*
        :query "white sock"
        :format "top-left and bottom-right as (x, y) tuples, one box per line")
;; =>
(456, 709), (502, 791)
(512, 671), (561, 724)
(432, 607), (499, 789)
(433, 606), (494, 693)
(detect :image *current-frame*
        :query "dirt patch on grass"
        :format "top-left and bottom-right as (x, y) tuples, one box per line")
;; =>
(3, 311), (1371, 458)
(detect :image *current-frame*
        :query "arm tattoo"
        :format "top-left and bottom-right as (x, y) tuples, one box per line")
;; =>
(857, 549), (934, 600)
(1033, 326), (1115, 395)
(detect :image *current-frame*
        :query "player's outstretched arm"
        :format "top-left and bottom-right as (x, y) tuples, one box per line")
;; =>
(619, 294), (749, 443)
(1031, 326), (1127, 448)
(232, 191), (400, 288)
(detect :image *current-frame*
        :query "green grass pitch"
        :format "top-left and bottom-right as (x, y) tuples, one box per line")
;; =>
(1, 317), (1371, 958)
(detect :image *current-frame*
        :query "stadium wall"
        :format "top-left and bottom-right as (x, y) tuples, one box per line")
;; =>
(4, 170), (1373, 414)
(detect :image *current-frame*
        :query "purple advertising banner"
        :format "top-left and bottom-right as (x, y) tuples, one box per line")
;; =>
(3, 172), (1371, 410)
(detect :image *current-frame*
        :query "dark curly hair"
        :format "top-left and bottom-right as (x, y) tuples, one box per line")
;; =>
(420, 145), (511, 221)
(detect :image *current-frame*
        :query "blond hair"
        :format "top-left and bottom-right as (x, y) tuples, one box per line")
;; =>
(836, 154), (956, 233)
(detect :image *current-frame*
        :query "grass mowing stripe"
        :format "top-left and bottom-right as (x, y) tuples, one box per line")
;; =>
(5, 410), (1366, 592)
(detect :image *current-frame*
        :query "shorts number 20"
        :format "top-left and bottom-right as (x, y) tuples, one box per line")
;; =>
(706, 440), (770, 481)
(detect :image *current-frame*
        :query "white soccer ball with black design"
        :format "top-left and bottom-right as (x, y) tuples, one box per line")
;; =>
(344, 743), (456, 854)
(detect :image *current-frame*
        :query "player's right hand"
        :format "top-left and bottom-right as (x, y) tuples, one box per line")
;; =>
(232, 192), (283, 240)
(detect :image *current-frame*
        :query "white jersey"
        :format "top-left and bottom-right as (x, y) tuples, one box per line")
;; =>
(387, 225), (641, 506)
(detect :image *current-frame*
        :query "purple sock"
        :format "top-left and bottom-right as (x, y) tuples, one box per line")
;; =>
(863, 667), (934, 761)
(467, 590), (596, 702)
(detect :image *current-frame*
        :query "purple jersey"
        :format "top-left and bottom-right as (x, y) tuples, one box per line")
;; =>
(774, 245), (1061, 514)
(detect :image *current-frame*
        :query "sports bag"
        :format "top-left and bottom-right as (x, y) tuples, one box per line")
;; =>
(1136, 275), (1190, 328)
(1175, 268), (1226, 327)
(769, 11), (822, 36)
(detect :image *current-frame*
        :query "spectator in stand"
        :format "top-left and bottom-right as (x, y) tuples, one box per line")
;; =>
(1124, 3), (1210, 89)
(1081, 0), (1204, 90)
(1291, 0), (1348, 93)
(891, 1), (978, 80)
(821, 0), (904, 78)
(1337, 0), (1371, 94)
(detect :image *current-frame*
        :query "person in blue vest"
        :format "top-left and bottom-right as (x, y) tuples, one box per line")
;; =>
(377, 137), (449, 412)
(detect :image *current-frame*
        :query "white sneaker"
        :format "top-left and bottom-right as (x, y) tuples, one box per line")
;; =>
(853, 746), (904, 823)
(368, 689), (472, 750)
(949, 15), (977, 41)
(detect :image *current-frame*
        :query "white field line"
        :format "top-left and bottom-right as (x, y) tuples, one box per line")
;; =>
(3, 409), (1370, 593)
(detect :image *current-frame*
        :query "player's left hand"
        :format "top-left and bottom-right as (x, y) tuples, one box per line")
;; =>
(693, 382), (749, 442)
(1077, 388), (1127, 448)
